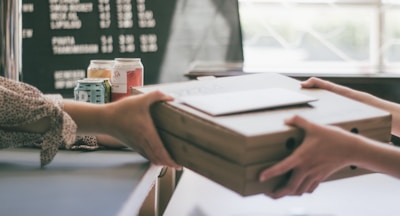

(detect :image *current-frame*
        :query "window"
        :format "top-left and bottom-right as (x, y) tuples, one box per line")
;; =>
(238, 0), (400, 74)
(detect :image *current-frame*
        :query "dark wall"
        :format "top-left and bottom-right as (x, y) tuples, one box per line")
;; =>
(19, 0), (243, 97)
(21, 0), (176, 97)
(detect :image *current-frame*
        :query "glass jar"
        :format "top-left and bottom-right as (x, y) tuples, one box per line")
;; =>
(87, 59), (114, 79)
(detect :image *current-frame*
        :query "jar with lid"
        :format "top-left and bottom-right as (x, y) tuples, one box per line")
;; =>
(111, 58), (144, 101)
(87, 60), (114, 79)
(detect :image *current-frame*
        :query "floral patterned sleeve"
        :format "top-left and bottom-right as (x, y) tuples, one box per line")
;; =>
(0, 77), (99, 166)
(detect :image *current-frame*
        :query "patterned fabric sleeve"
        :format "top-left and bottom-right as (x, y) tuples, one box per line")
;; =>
(0, 77), (77, 166)
(70, 135), (102, 151)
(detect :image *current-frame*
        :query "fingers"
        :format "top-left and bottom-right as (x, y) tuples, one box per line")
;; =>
(300, 77), (324, 88)
(141, 136), (182, 170)
(143, 90), (174, 105)
(301, 77), (354, 98)
(139, 91), (181, 170)
(115, 90), (181, 170)
(259, 157), (295, 182)
(262, 115), (322, 199)
(138, 115), (182, 170)
(267, 171), (322, 199)
(296, 175), (321, 196)
(269, 173), (306, 199)
(300, 77), (334, 90)
(284, 115), (314, 133)
(307, 181), (320, 193)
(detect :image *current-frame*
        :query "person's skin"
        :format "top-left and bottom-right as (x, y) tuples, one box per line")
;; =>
(301, 77), (400, 136)
(259, 77), (400, 199)
(11, 117), (51, 133)
(13, 90), (182, 170)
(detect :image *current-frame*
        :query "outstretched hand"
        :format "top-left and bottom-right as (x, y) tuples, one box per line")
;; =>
(258, 77), (400, 199)
(64, 90), (182, 170)
(259, 115), (360, 199)
(106, 91), (182, 170)
(301, 77), (400, 135)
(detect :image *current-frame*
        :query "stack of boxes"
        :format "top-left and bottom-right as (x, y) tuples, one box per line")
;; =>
(132, 73), (392, 196)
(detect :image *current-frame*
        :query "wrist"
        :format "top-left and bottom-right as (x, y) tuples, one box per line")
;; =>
(96, 103), (113, 135)
(350, 135), (384, 170)
(64, 100), (110, 134)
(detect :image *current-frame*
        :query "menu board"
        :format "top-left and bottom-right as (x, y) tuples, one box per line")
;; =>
(20, 0), (243, 97)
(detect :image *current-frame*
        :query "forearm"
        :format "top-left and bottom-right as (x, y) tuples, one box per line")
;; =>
(353, 136), (400, 179)
(8, 117), (51, 133)
(357, 93), (400, 136)
(63, 100), (127, 149)
(301, 78), (400, 135)
(354, 91), (400, 135)
(63, 99), (110, 135)
(364, 97), (400, 136)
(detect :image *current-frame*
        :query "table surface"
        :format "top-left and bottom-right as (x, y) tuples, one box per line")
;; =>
(0, 148), (160, 216)
(164, 169), (400, 216)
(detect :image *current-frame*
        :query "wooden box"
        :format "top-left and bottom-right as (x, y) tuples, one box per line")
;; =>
(132, 73), (392, 196)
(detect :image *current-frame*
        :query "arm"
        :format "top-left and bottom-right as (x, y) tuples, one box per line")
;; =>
(63, 91), (181, 169)
(259, 115), (400, 199)
(0, 77), (77, 166)
(4, 117), (51, 134)
(301, 77), (400, 136)
(0, 75), (180, 168)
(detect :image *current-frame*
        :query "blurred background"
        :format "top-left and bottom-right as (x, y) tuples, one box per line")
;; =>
(240, 0), (400, 74)
(2, 0), (400, 99)
(9, 0), (243, 97)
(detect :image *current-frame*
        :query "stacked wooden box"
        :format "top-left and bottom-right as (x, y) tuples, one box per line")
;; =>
(132, 73), (392, 196)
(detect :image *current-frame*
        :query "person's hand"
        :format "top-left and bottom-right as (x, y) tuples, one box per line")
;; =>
(301, 77), (378, 105)
(105, 91), (182, 170)
(64, 90), (182, 169)
(302, 77), (400, 135)
(259, 115), (361, 199)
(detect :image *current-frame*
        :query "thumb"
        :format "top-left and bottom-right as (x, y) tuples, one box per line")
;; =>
(144, 90), (174, 105)
(285, 115), (314, 132)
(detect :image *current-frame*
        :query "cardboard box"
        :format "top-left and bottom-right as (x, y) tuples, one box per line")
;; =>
(132, 73), (392, 196)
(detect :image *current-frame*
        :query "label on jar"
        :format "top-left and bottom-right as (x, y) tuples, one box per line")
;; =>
(112, 69), (142, 92)
(112, 58), (143, 101)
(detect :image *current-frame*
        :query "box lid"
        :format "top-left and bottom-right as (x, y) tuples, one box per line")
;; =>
(132, 73), (392, 164)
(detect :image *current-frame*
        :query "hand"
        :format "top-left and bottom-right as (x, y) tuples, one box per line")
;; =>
(302, 77), (400, 135)
(301, 77), (378, 105)
(105, 91), (182, 170)
(64, 91), (182, 169)
(259, 115), (361, 199)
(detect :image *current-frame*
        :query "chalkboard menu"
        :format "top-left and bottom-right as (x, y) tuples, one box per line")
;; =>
(20, 0), (243, 97)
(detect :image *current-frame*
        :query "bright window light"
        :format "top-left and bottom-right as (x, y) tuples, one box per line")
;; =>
(238, 0), (400, 74)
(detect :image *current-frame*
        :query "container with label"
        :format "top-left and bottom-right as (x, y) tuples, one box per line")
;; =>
(111, 58), (143, 101)
(87, 60), (114, 79)
(74, 78), (111, 104)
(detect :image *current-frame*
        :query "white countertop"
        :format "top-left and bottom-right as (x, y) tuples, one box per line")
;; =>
(164, 169), (400, 216)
